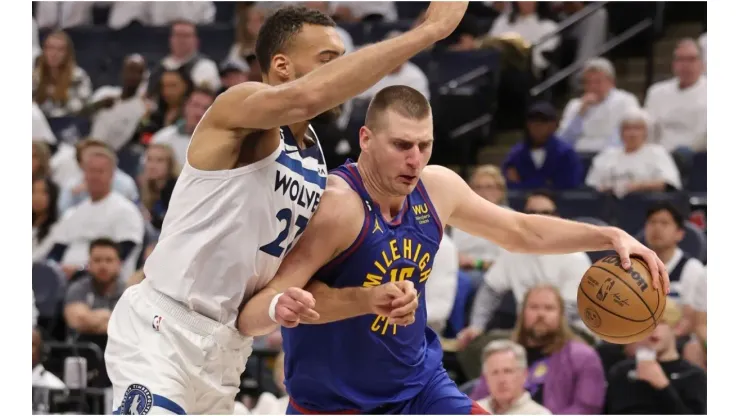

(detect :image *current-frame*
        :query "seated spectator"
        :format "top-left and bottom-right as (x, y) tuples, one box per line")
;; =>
(33, 30), (93, 118)
(219, 61), (249, 94)
(698, 33), (706, 73)
(357, 31), (430, 100)
(139, 68), (194, 143)
(477, 340), (551, 414)
(57, 139), (140, 213)
(503, 101), (583, 190)
(139, 143), (181, 231)
(32, 141), (52, 181)
(469, 285), (607, 414)
(457, 192), (590, 348)
(226, 3), (265, 70)
(450, 165), (507, 285)
(586, 108), (682, 197)
(33, 177), (61, 262)
(32, 328), (65, 390)
(644, 39), (707, 152)
(488, 2), (559, 74)
(152, 87), (216, 166)
(32, 17), (40, 62)
(643, 202), (706, 333)
(36, 1), (93, 29)
(88, 55), (149, 151)
(251, 351), (289, 414)
(32, 103), (58, 146)
(146, 21), (221, 97)
(48, 146), (145, 280)
(63, 238), (126, 357)
(558, 58), (640, 152)
(604, 299), (707, 414)
(109, 1), (216, 29)
(425, 233), (459, 334)
(332, 1), (398, 22)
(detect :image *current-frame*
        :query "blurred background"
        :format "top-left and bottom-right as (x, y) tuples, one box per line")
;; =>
(31, 1), (707, 414)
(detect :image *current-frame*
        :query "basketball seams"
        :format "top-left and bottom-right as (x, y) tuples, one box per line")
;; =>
(591, 265), (658, 327)
(577, 284), (650, 323)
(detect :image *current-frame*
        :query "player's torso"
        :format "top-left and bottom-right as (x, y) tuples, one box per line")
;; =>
(282, 163), (444, 411)
(145, 126), (327, 326)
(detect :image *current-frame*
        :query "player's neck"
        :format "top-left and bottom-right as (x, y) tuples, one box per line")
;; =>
(356, 157), (406, 217)
(288, 122), (311, 149)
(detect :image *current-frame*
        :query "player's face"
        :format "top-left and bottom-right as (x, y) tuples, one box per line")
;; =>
(145, 147), (171, 180)
(522, 288), (561, 337)
(88, 246), (122, 284)
(280, 24), (346, 122)
(620, 122), (646, 152)
(483, 350), (527, 404)
(82, 153), (114, 196)
(470, 173), (505, 205)
(645, 210), (684, 250)
(32, 179), (50, 214)
(363, 111), (434, 196)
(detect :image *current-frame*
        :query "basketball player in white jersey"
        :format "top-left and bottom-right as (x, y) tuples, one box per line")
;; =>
(104, 3), (469, 415)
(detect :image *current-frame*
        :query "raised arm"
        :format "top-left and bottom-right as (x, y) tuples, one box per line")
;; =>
(422, 165), (670, 294)
(212, 2), (469, 132)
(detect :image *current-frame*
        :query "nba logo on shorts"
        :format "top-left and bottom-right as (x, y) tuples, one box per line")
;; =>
(120, 384), (152, 414)
(152, 315), (162, 332)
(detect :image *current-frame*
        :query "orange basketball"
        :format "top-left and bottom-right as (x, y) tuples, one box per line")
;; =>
(577, 254), (666, 344)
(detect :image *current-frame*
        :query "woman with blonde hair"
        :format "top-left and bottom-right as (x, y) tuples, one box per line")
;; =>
(33, 30), (92, 117)
(451, 164), (508, 285)
(139, 143), (181, 230)
(32, 141), (52, 181)
(227, 3), (266, 69)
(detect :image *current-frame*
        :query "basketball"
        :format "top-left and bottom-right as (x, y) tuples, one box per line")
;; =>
(577, 255), (666, 344)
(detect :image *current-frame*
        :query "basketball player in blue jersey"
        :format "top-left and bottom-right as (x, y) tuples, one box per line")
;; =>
(237, 85), (671, 415)
(104, 3), (470, 414)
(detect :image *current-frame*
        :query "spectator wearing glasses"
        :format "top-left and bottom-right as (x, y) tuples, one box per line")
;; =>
(457, 191), (591, 349)
(503, 102), (583, 191)
(450, 165), (508, 286)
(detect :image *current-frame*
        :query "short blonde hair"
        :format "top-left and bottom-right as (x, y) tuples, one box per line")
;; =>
(469, 164), (508, 204)
(482, 340), (528, 369)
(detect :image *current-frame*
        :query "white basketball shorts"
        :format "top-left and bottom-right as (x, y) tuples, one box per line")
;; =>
(105, 280), (253, 414)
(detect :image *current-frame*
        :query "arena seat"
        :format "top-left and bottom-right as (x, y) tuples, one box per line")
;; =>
(556, 190), (609, 220)
(612, 192), (690, 235)
(47, 116), (91, 143)
(687, 152), (707, 192)
(32, 262), (66, 332)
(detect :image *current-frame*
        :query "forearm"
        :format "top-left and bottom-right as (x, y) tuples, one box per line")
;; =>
(237, 286), (282, 337)
(304, 281), (373, 324)
(515, 214), (616, 254)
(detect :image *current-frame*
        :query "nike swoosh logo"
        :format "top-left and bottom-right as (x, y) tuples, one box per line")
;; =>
(285, 149), (300, 155)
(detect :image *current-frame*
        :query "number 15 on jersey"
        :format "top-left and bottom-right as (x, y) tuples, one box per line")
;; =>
(259, 208), (309, 258)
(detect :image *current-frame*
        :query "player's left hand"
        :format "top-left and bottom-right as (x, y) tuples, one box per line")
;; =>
(610, 228), (670, 295)
(388, 281), (419, 326)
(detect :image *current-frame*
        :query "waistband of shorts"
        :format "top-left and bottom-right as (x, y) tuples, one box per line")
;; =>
(139, 280), (252, 349)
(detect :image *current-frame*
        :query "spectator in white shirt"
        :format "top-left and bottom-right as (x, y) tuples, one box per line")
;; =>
(48, 145), (145, 280)
(457, 191), (591, 349)
(33, 31), (93, 118)
(108, 1), (216, 29)
(357, 31), (430, 100)
(32, 102), (58, 146)
(36, 1), (93, 29)
(332, 1), (398, 22)
(477, 340), (551, 415)
(89, 55), (149, 151)
(642, 202), (706, 339)
(33, 177), (61, 262)
(558, 58), (640, 152)
(425, 233), (460, 334)
(152, 87), (216, 167)
(586, 108), (682, 197)
(451, 165), (507, 286)
(488, 2), (559, 73)
(32, 328), (65, 390)
(57, 139), (140, 213)
(644, 39), (707, 152)
(147, 21), (221, 98)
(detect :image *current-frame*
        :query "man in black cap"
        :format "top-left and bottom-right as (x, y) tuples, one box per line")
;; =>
(502, 101), (583, 190)
(218, 61), (249, 95)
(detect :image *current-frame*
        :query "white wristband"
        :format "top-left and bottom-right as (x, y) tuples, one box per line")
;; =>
(268, 293), (284, 323)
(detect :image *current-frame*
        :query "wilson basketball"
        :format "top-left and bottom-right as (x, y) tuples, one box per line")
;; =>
(577, 255), (666, 344)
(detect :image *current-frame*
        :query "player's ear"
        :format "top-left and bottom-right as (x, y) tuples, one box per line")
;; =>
(271, 54), (293, 81)
(359, 126), (372, 151)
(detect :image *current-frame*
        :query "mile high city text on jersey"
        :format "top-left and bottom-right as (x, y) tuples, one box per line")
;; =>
(274, 170), (321, 213)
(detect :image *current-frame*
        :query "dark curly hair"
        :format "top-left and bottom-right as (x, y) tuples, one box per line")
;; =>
(255, 5), (335, 75)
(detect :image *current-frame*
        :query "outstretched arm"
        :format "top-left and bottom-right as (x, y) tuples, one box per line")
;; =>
(422, 166), (670, 294)
(212, 2), (469, 133)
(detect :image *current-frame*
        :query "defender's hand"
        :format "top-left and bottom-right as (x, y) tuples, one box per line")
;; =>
(418, 1), (469, 40)
(273, 287), (320, 328)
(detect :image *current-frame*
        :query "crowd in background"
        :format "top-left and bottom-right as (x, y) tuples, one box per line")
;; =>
(32, 1), (707, 415)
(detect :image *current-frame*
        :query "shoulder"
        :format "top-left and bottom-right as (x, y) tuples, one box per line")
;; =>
(646, 78), (676, 97)
(613, 88), (639, 105)
(109, 193), (143, 216)
(314, 175), (365, 225)
(421, 164), (464, 185)
(566, 339), (600, 359)
(67, 276), (93, 296)
(72, 65), (90, 80)
(151, 125), (178, 143)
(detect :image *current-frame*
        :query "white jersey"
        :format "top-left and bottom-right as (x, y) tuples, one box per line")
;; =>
(144, 126), (327, 326)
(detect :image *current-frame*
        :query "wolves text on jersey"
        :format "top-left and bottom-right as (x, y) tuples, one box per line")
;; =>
(274, 169), (321, 213)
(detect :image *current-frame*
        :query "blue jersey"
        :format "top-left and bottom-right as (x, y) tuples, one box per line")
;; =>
(282, 161), (445, 412)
